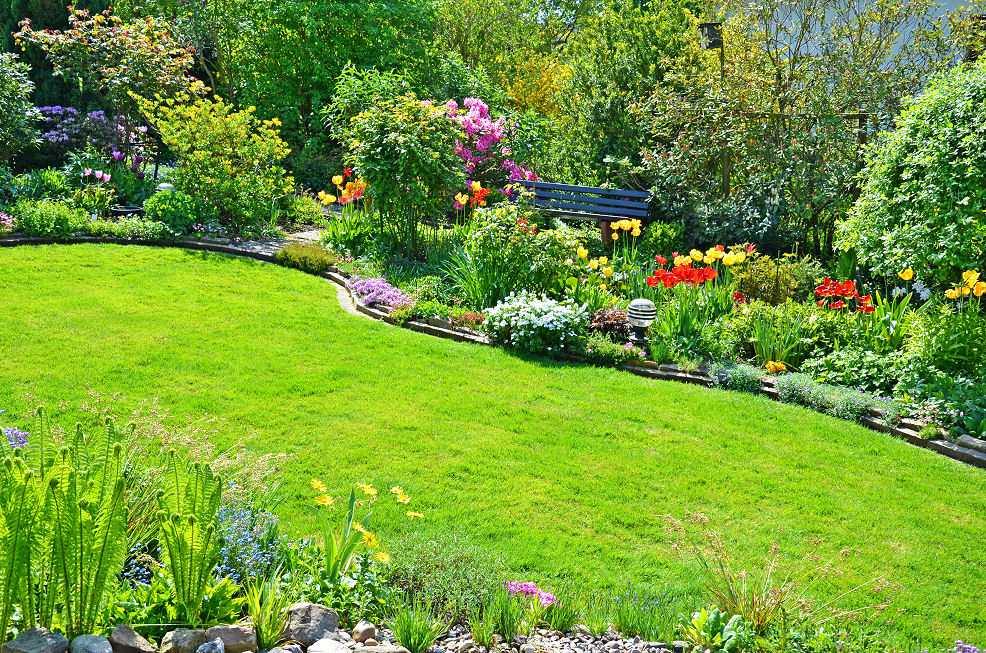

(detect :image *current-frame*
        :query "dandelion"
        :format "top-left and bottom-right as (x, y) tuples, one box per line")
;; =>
(357, 482), (377, 498)
(311, 478), (327, 492)
(407, 511), (424, 519)
(373, 551), (391, 564)
(390, 485), (404, 495)
(315, 494), (335, 508)
(362, 530), (379, 548)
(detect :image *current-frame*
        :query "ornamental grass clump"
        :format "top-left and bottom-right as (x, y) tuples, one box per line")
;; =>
(388, 598), (450, 653)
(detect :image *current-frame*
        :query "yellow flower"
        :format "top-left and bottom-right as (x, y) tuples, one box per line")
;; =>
(397, 493), (410, 504)
(406, 511), (424, 519)
(734, 251), (747, 264)
(373, 551), (391, 564)
(472, 181), (482, 192)
(722, 252), (737, 266)
(961, 286), (971, 296)
(703, 255), (714, 265)
(898, 268), (914, 281)
(673, 255), (688, 267)
(316, 494), (335, 508)
(321, 194), (336, 205)
(577, 246), (589, 259)
(352, 522), (367, 533)
(362, 531), (379, 548)
(332, 175), (344, 187)
(611, 232), (619, 241)
(598, 256), (609, 265)
(390, 486), (404, 495)
(311, 478), (327, 492)
(631, 228), (641, 237)
(589, 258), (599, 270)
(963, 270), (981, 288)
(599, 283), (607, 290)
(765, 361), (787, 373)
(975, 281), (986, 297)
(455, 193), (469, 205)
(602, 266), (613, 278)
(945, 288), (960, 300)
(690, 249), (703, 261)
(357, 482), (377, 498)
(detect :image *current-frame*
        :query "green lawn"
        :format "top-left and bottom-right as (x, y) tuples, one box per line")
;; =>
(1, 244), (983, 645)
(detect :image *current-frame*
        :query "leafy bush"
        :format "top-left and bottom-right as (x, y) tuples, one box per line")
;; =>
(274, 242), (338, 275)
(346, 94), (464, 255)
(281, 194), (325, 225)
(802, 348), (914, 395)
(82, 216), (177, 240)
(144, 190), (204, 235)
(581, 331), (646, 366)
(840, 60), (986, 280)
(11, 198), (86, 237)
(589, 307), (631, 342)
(637, 221), (685, 262)
(731, 252), (823, 305)
(323, 65), (413, 144)
(14, 167), (70, 200)
(0, 52), (38, 161)
(710, 363), (763, 394)
(139, 96), (295, 236)
(484, 292), (588, 355)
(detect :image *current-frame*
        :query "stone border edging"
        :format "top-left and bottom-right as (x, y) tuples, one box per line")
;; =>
(3, 233), (985, 471)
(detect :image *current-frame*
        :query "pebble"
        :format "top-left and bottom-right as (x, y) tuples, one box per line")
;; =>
(363, 642), (378, 648)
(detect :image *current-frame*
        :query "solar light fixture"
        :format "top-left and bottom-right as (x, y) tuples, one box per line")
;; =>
(627, 298), (657, 346)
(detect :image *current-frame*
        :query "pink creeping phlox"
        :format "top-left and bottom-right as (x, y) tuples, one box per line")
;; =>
(504, 580), (556, 607)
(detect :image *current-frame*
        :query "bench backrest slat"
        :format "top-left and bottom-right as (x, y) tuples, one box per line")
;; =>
(519, 180), (650, 200)
(533, 190), (649, 211)
(532, 198), (649, 218)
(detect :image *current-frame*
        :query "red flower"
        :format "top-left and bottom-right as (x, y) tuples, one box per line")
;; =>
(646, 275), (659, 287)
(344, 168), (353, 177)
(733, 291), (746, 304)
(830, 300), (847, 309)
(747, 243), (757, 254)
(655, 255), (667, 266)
(857, 303), (875, 314)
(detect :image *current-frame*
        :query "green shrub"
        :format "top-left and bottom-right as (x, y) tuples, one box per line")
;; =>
(346, 94), (464, 256)
(710, 362), (763, 394)
(323, 65), (413, 143)
(12, 198), (86, 237)
(0, 52), (38, 162)
(144, 190), (204, 235)
(281, 194), (325, 225)
(82, 217), (177, 241)
(840, 60), (986, 280)
(15, 167), (70, 201)
(731, 252), (823, 305)
(581, 331), (645, 366)
(138, 96), (294, 236)
(274, 242), (338, 275)
(637, 221), (685, 261)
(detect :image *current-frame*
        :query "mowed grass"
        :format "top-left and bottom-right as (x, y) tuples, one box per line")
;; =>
(0, 244), (984, 644)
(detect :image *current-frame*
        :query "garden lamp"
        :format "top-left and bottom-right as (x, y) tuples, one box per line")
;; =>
(627, 298), (657, 346)
(699, 22), (723, 50)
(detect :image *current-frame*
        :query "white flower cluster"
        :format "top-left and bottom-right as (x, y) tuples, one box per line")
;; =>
(483, 291), (588, 355)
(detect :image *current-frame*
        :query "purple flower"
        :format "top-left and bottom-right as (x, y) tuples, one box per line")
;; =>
(131, 165), (139, 173)
(346, 276), (412, 310)
(137, 172), (145, 180)
(3, 426), (29, 450)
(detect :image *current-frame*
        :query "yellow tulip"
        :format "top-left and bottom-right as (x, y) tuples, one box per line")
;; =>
(690, 249), (703, 261)
(703, 256), (714, 265)
(322, 194), (336, 205)
(332, 175), (344, 186)
(577, 246), (589, 259)
(631, 228), (641, 237)
(472, 181), (482, 192)
(962, 286), (971, 296)
(611, 232), (619, 241)
(598, 256), (608, 264)
(976, 281), (986, 297)
(735, 252), (746, 264)
(945, 288), (960, 299)
(898, 268), (914, 281)
(723, 252), (736, 266)
(589, 259), (599, 270)
(455, 193), (469, 205)
(963, 270), (981, 288)
(603, 266), (613, 278)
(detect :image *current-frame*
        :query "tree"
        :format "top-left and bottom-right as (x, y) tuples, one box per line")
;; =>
(0, 52), (39, 162)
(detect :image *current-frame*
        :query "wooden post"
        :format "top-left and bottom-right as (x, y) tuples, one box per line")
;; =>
(599, 219), (614, 244)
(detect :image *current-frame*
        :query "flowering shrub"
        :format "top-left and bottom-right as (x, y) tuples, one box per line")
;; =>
(445, 97), (537, 203)
(0, 212), (14, 234)
(582, 331), (646, 366)
(0, 52), (38, 162)
(35, 106), (116, 155)
(3, 426), (29, 451)
(216, 501), (283, 584)
(710, 363), (763, 395)
(484, 292), (587, 355)
(503, 580), (556, 607)
(138, 96), (294, 236)
(347, 276), (414, 312)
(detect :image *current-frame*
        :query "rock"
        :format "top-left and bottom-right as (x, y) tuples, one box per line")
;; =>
(281, 646), (303, 653)
(457, 641), (473, 652)
(70, 636), (111, 653)
(363, 642), (378, 648)
(520, 645), (536, 653)
(364, 647), (409, 653)
(308, 640), (349, 653)
(196, 641), (224, 653)
(204, 627), (256, 653)
(284, 603), (340, 647)
(3, 629), (70, 653)
(161, 631), (209, 653)
(353, 623), (376, 645)
(672, 643), (688, 653)
(957, 434), (986, 452)
(110, 626), (156, 653)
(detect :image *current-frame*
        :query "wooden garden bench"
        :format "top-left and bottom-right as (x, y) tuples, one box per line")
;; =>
(517, 180), (650, 241)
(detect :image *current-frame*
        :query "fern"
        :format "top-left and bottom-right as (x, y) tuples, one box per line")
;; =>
(157, 451), (223, 624)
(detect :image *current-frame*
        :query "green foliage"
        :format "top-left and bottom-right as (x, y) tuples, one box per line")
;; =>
(318, 489), (371, 584)
(751, 311), (805, 368)
(15, 7), (205, 120)
(246, 570), (292, 649)
(637, 221), (685, 262)
(731, 253), (822, 305)
(388, 598), (450, 653)
(0, 52), (38, 162)
(274, 242), (339, 275)
(323, 66), (414, 144)
(388, 532), (506, 622)
(143, 190), (204, 235)
(280, 195), (325, 225)
(81, 217), (177, 240)
(842, 61), (986, 280)
(139, 97), (295, 236)
(0, 411), (132, 638)
(905, 304), (986, 377)
(15, 167), (70, 201)
(580, 331), (644, 367)
(156, 451), (223, 625)
(710, 362), (763, 394)
(548, 0), (701, 183)
(681, 607), (751, 653)
(468, 603), (497, 649)
(199, 576), (246, 625)
(485, 585), (524, 641)
(346, 95), (464, 255)
(11, 198), (86, 237)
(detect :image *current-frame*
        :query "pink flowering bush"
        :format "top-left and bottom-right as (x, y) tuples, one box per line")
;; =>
(504, 580), (556, 607)
(445, 98), (537, 203)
